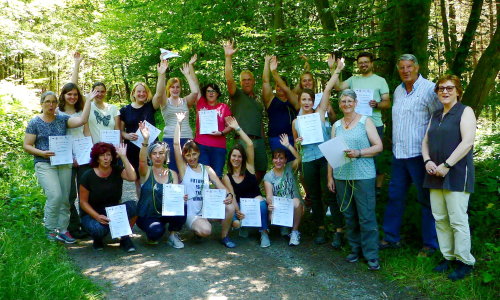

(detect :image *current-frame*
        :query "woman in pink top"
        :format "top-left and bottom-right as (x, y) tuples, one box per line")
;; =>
(190, 59), (232, 177)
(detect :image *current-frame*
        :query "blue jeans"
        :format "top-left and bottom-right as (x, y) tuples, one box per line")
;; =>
(163, 137), (190, 174)
(234, 200), (269, 231)
(269, 136), (295, 162)
(335, 178), (378, 260)
(136, 214), (186, 241)
(382, 156), (438, 249)
(81, 200), (137, 240)
(198, 144), (227, 177)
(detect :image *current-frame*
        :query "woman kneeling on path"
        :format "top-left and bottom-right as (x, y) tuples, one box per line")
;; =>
(174, 112), (236, 248)
(136, 122), (186, 248)
(79, 142), (138, 252)
(263, 134), (303, 246)
(222, 116), (270, 248)
(327, 89), (382, 270)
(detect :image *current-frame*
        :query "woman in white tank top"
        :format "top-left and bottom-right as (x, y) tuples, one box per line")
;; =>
(173, 112), (237, 248)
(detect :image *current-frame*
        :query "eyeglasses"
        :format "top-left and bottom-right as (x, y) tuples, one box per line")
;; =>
(437, 86), (455, 93)
(42, 100), (58, 105)
(206, 89), (217, 94)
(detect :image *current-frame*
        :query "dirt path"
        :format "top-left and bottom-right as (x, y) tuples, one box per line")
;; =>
(67, 182), (425, 300)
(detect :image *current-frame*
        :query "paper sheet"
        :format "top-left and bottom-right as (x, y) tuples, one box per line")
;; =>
(318, 136), (355, 169)
(49, 135), (73, 166)
(100, 130), (120, 146)
(297, 112), (324, 145)
(162, 184), (185, 216)
(72, 136), (93, 165)
(131, 121), (161, 148)
(271, 196), (294, 228)
(198, 110), (218, 135)
(105, 204), (132, 239)
(201, 189), (226, 219)
(240, 198), (262, 227)
(354, 89), (374, 116)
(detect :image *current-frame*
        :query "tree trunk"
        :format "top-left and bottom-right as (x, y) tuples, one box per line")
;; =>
(440, 0), (453, 68)
(272, 0), (284, 46)
(313, 0), (336, 31)
(461, 14), (499, 117)
(120, 63), (130, 98)
(450, 0), (484, 77)
(449, 1), (458, 50)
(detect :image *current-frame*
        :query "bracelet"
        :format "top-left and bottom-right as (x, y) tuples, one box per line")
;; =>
(358, 150), (362, 158)
(142, 143), (148, 147)
(226, 192), (233, 198)
(424, 159), (432, 165)
(235, 127), (241, 132)
(444, 162), (452, 168)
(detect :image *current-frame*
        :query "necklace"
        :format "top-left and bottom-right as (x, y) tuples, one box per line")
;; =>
(343, 114), (359, 129)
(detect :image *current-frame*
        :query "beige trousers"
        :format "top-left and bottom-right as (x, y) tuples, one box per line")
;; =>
(430, 189), (475, 265)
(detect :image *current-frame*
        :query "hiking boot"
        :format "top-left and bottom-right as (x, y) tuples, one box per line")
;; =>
(331, 232), (343, 249)
(418, 246), (436, 257)
(167, 233), (185, 249)
(367, 259), (381, 270)
(92, 239), (104, 251)
(289, 231), (300, 246)
(221, 236), (236, 248)
(314, 228), (326, 245)
(379, 240), (401, 250)
(120, 237), (136, 253)
(260, 231), (271, 248)
(280, 227), (290, 237)
(448, 261), (473, 281)
(56, 231), (77, 244)
(345, 253), (359, 263)
(239, 227), (249, 238)
(433, 259), (453, 273)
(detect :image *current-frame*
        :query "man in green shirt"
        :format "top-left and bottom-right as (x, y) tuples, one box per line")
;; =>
(334, 52), (391, 193)
(224, 41), (267, 183)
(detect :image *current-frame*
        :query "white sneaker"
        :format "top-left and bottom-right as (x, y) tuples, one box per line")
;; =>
(260, 231), (271, 248)
(280, 227), (290, 237)
(289, 230), (300, 246)
(168, 233), (185, 249)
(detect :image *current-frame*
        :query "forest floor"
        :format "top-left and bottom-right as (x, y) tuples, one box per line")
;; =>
(67, 181), (427, 300)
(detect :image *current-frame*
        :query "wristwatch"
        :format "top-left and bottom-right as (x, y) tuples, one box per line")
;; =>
(444, 162), (452, 168)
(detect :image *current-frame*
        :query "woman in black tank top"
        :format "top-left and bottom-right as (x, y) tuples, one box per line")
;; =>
(222, 117), (270, 248)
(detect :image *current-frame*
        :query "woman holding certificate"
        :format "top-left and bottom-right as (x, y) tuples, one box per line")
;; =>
(160, 55), (199, 174)
(79, 142), (138, 252)
(174, 112), (236, 248)
(263, 134), (303, 246)
(327, 89), (383, 270)
(292, 55), (345, 246)
(23, 89), (94, 243)
(120, 58), (168, 197)
(136, 122), (186, 248)
(222, 116), (270, 248)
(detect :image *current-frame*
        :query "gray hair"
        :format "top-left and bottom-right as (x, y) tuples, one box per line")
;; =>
(40, 91), (57, 104)
(340, 89), (357, 101)
(147, 142), (170, 166)
(398, 54), (419, 65)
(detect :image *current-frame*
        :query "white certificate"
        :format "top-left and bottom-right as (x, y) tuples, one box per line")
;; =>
(105, 204), (132, 239)
(297, 112), (324, 145)
(202, 189), (226, 219)
(240, 198), (262, 227)
(72, 136), (93, 165)
(198, 110), (218, 135)
(49, 135), (73, 166)
(318, 136), (355, 169)
(354, 89), (374, 116)
(131, 121), (161, 148)
(271, 196), (294, 227)
(162, 184), (185, 216)
(100, 130), (120, 146)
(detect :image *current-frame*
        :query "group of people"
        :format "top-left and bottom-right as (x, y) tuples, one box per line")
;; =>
(23, 46), (477, 280)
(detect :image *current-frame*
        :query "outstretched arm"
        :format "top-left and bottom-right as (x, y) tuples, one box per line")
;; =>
(152, 59), (168, 109)
(224, 41), (238, 97)
(270, 56), (299, 110)
(262, 55), (274, 108)
(71, 52), (83, 85)
(280, 133), (301, 170)
(138, 121), (150, 178)
(226, 116), (255, 173)
(117, 143), (137, 181)
(317, 55), (344, 117)
(174, 112), (187, 178)
(67, 90), (97, 128)
(181, 60), (199, 107)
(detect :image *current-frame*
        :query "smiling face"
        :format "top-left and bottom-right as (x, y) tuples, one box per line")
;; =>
(300, 91), (314, 113)
(230, 149), (242, 168)
(357, 56), (373, 75)
(134, 85), (148, 103)
(272, 152), (287, 169)
(183, 149), (200, 168)
(93, 85), (106, 102)
(397, 60), (419, 86)
(150, 145), (167, 167)
(339, 95), (357, 114)
(64, 88), (79, 107)
(169, 82), (181, 98)
(436, 80), (458, 106)
(205, 87), (219, 103)
(300, 73), (314, 90)
(98, 151), (113, 168)
(41, 95), (58, 115)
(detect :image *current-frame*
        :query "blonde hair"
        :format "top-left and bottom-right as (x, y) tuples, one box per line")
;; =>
(130, 82), (153, 103)
(239, 70), (254, 82)
(166, 78), (182, 98)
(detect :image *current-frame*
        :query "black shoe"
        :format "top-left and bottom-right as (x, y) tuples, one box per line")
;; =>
(379, 240), (401, 250)
(331, 232), (343, 249)
(92, 239), (104, 251)
(120, 237), (136, 253)
(314, 229), (326, 245)
(448, 261), (473, 281)
(433, 259), (453, 273)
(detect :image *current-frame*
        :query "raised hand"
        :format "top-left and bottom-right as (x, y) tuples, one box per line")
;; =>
(73, 52), (83, 64)
(157, 59), (168, 74)
(189, 54), (197, 65)
(328, 53), (335, 70)
(138, 121), (150, 141)
(224, 116), (239, 129)
(180, 63), (190, 76)
(176, 111), (186, 123)
(279, 133), (290, 147)
(264, 55), (272, 63)
(116, 143), (128, 157)
(223, 40), (237, 57)
(269, 56), (278, 72)
(336, 57), (345, 72)
(85, 89), (98, 102)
